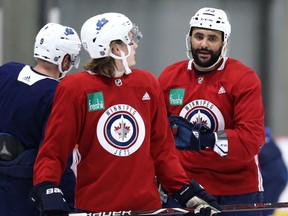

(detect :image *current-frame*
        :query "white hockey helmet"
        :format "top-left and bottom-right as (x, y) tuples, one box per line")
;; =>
(34, 23), (81, 79)
(80, 12), (142, 74)
(186, 7), (231, 61)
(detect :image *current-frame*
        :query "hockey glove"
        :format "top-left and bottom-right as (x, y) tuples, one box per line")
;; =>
(174, 179), (221, 216)
(190, 123), (215, 150)
(194, 204), (219, 216)
(169, 115), (203, 150)
(191, 124), (228, 157)
(29, 181), (69, 216)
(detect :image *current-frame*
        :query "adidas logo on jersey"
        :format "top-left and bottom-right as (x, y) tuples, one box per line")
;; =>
(218, 86), (226, 94)
(23, 76), (31, 82)
(142, 92), (151, 100)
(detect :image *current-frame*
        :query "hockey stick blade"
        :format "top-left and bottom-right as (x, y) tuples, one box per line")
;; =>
(68, 202), (288, 216)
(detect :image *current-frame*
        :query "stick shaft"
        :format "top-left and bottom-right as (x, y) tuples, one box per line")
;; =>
(68, 202), (288, 216)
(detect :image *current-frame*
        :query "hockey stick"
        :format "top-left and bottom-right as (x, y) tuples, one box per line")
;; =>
(68, 201), (288, 215)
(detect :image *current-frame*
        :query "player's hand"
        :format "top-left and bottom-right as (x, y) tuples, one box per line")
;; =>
(191, 124), (228, 157)
(29, 181), (69, 216)
(169, 115), (202, 150)
(194, 204), (219, 216)
(174, 179), (221, 216)
(190, 123), (215, 150)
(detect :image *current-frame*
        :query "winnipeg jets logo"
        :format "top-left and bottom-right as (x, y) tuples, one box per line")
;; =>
(192, 110), (208, 125)
(97, 104), (145, 157)
(114, 115), (130, 140)
(179, 99), (225, 131)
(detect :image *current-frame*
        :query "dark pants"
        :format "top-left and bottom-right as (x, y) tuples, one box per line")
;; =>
(0, 174), (39, 216)
(214, 192), (264, 216)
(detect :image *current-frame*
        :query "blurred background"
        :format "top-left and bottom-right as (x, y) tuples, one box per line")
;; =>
(0, 0), (288, 214)
(1, 0), (288, 137)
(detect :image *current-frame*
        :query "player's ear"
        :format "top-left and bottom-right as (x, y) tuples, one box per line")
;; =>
(110, 41), (121, 56)
(61, 54), (71, 69)
(63, 54), (71, 63)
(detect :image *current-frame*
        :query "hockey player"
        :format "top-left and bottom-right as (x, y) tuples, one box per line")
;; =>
(29, 13), (221, 216)
(158, 7), (265, 216)
(0, 23), (81, 216)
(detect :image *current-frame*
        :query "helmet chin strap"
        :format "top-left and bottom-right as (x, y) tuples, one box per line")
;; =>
(109, 45), (132, 75)
(58, 61), (73, 80)
(120, 50), (132, 74)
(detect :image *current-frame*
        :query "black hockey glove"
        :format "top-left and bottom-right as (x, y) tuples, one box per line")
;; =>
(169, 115), (202, 150)
(29, 181), (69, 216)
(174, 179), (221, 216)
(194, 206), (218, 216)
(169, 116), (228, 157)
(190, 123), (215, 150)
(169, 116), (211, 151)
(191, 124), (228, 157)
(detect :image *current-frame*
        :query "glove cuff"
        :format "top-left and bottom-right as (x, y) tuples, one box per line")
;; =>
(29, 181), (69, 214)
(213, 130), (228, 157)
(173, 179), (204, 207)
(200, 132), (216, 149)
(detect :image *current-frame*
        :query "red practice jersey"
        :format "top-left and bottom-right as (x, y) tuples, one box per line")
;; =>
(33, 69), (190, 212)
(158, 58), (265, 195)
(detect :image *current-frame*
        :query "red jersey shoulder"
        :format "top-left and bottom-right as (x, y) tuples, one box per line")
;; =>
(158, 60), (190, 90)
(220, 58), (262, 95)
(62, 71), (107, 88)
(132, 68), (156, 80)
(223, 58), (260, 81)
(56, 71), (93, 96)
(131, 68), (159, 89)
(159, 60), (189, 79)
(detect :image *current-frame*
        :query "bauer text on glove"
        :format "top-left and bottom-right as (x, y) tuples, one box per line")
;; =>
(29, 181), (69, 216)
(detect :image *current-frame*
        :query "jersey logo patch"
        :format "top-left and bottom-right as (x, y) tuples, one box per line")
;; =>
(87, 92), (105, 112)
(218, 86), (226, 94)
(142, 92), (150, 100)
(115, 79), (122, 86)
(198, 77), (204, 84)
(179, 99), (225, 132)
(17, 65), (56, 86)
(97, 104), (145, 157)
(23, 76), (31, 82)
(169, 88), (185, 106)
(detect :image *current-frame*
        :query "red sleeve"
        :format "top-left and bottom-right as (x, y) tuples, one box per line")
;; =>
(33, 76), (85, 186)
(149, 80), (190, 193)
(225, 70), (265, 161)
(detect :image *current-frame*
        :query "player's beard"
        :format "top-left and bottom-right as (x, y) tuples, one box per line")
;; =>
(191, 45), (222, 68)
